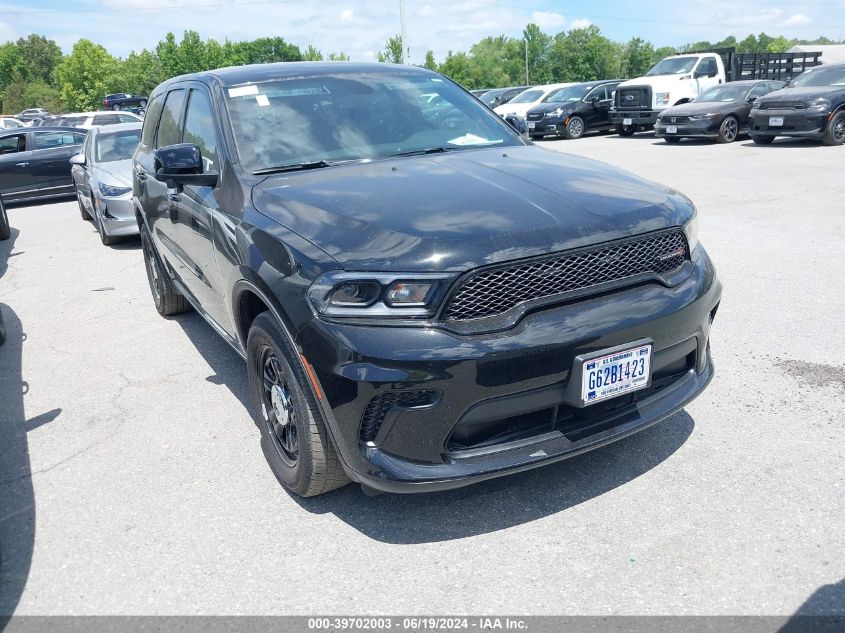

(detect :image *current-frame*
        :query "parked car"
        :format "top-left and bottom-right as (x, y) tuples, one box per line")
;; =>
(103, 93), (148, 110)
(480, 86), (529, 108)
(16, 108), (50, 123)
(749, 63), (845, 146)
(655, 80), (785, 143)
(470, 89), (491, 97)
(493, 83), (573, 120)
(610, 49), (821, 136)
(0, 126), (87, 203)
(0, 117), (27, 130)
(134, 62), (721, 497)
(55, 110), (143, 130)
(527, 80), (622, 140)
(71, 122), (141, 245)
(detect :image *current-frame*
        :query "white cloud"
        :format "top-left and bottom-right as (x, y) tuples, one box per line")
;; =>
(570, 18), (592, 29)
(339, 8), (355, 22)
(530, 11), (565, 29)
(782, 13), (812, 27)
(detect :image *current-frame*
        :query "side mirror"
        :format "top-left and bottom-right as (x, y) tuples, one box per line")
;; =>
(747, 96), (758, 103)
(69, 153), (85, 166)
(154, 143), (218, 189)
(503, 114), (528, 139)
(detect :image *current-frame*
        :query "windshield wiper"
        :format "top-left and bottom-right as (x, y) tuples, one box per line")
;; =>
(386, 147), (456, 158)
(254, 160), (334, 175)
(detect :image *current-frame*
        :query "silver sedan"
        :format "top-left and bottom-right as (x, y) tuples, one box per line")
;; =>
(70, 123), (141, 245)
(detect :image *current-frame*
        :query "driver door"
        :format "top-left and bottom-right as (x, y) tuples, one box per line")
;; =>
(695, 57), (721, 95)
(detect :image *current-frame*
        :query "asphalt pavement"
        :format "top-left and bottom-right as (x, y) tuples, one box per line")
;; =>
(0, 132), (843, 616)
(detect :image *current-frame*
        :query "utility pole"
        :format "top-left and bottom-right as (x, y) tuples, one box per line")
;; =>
(399, 0), (409, 64)
(524, 38), (529, 85)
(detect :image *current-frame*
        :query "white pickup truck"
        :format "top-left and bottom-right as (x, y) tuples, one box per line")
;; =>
(609, 53), (726, 135)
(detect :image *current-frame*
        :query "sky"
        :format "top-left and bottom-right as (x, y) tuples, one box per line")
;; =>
(2, 0), (844, 63)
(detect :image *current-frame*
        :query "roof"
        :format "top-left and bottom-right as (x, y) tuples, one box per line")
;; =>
(168, 61), (435, 89)
(787, 44), (845, 65)
(724, 79), (781, 86)
(60, 111), (142, 118)
(91, 122), (143, 134)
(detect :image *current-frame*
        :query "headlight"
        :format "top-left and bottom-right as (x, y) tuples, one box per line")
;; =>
(307, 272), (455, 318)
(684, 214), (699, 253)
(751, 100), (761, 110)
(806, 98), (831, 112)
(546, 108), (564, 118)
(689, 113), (719, 121)
(656, 92), (671, 106)
(99, 183), (131, 197)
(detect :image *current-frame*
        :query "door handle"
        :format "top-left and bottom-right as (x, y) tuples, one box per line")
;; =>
(16, 162), (29, 168)
(134, 166), (147, 181)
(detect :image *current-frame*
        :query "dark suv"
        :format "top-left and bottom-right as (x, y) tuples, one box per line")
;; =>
(749, 63), (845, 145)
(527, 80), (622, 140)
(103, 93), (148, 110)
(133, 62), (721, 497)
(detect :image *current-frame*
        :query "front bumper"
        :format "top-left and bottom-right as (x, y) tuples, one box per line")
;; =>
(610, 110), (660, 127)
(298, 247), (721, 493)
(655, 118), (721, 139)
(528, 116), (564, 137)
(95, 194), (139, 237)
(749, 109), (828, 138)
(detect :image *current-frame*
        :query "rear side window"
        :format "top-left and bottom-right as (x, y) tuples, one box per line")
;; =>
(93, 114), (121, 126)
(156, 88), (187, 148)
(698, 58), (718, 75)
(0, 134), (25, 154)
(748, 83), (770, 100)
(118, 113), (138, 123)
(140, 94), (164, 146)
(33, 131), (79, 149)
(183, 89), (219, 170)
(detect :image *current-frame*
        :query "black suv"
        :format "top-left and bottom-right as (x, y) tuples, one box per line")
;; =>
(527, 80), (622, 140)
(103, 93), (148, 111)
(749, 63), (845, 145)
(133, 63), (721, 497)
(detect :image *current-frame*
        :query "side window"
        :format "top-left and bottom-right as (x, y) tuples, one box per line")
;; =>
(118, 113), (138, 123)
(183, 89), (220, 171)
(140, 94), (164, 146)
(33, 131), (77, 149)
(0, 134), (25, 154)
(93, 114), (120, 126)
(156, 88), (187, 148)
(586, 86), (608, 101)
(748, 83), (770, 100)
(698, 58), (717, 76)
(73, 132), (87, 145)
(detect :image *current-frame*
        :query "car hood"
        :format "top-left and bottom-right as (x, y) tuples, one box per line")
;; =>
(94, 159), (132, 187)
(493, 102), (541, 118)
(617, 75), (687, 91)
(759, 86), (845, 103)
(252, 146), (693, 272)
(660, 101), (743, 116)
(528, 101), (578, 115)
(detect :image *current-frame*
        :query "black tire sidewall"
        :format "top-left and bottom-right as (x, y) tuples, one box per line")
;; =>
(0, 196), (9, 241)
(823, 111), (845, 146)
(565, 116), (584, 140)
(140, 225), (166, 314)
(718, 116), (738, 143)
(752, 135), (775, 145)
(247, 313), (321, 494)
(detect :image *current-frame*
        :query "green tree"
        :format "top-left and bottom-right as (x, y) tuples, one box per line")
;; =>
(328, 52), (350, 61)
(550, 26), (620, 82)
(15, 34), (62, 84)
(767, 36), (791, 53)
(524, 23), (553, 84)
(622, 37), (654, 78)
(304, 45), (323, 61)
(119, 49), (165, 95)
(1, 69), (29, 113)
(423, 50), (437, 70)
(438, 51), (480, 87)
(377, 35), (404, 64)
(55, 39), (120, 111)
(652, 46), (677, 65)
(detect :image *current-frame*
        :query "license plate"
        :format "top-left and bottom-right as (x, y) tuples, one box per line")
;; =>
(666, 125), (678, 134)
(769, 116), (784, 127)
(623, 118), (633, 126)
(528, 121), (535, 129)
(581, 344), (652, 406)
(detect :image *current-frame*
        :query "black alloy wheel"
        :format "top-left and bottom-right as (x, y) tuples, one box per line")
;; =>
(259, 347), (299, 467)
(717, 116), (739, 144)
(822, 111), (845, 146)
(564, 116), (585, 140)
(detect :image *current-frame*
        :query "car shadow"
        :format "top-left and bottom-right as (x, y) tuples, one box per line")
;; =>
(779, 577), (845, 631)
(739, 138), (823, 149)
(0, 304), (62, 617)
(172, 310), (695, 544)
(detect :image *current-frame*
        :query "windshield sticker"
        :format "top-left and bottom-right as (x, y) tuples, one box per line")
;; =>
(255, 94), (270, 107)
(447, 134), (503, 146)
(228, 85), (259, 98)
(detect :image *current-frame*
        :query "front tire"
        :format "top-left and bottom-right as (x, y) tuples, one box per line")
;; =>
(717, 116), (739, 144)
(664, 136), (681, 144)
(563, 116), (585, 140)
(751, 135), (775, 145)
(0, 194), (10, 241)
(822, 110), (845, 146)
(617, 125), (637, 137)
(112, 104), (121, 111)
(96, 209), (120, 246)
(140, 223), (190, 316)
(247, 312), (349, 497)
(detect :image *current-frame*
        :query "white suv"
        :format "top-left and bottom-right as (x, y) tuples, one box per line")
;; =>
(54, 110), (143, 130)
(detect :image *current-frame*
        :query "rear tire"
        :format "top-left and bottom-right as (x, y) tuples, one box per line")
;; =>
(0, 194), (10, 241)
(112, 104), (121, 111)
(139, 99), (147, 108)
(247, 312), (349, 497)
(140, 223), (190, 316)
(822, 110), (845, 146)
(751, 135), (775, 145)
(563, 116), (585, 140)
(716, 116), (739, 144)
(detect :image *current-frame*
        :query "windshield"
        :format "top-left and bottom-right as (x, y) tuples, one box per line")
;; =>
(96, 128), (141, 162)
(790, 67), (845, 87)
(544, 85), (591, 103)
(696, 84), (751, 103)
(224, 73), (519, 173)
(647, 56), (698, 76)
(507, 89), (543, 104)
(480, 90), (503, 105)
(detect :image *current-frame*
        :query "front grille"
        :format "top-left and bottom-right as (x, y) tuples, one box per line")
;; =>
(616, 86), (652, 111)
(662, 115), (692, 124)
(526, 112), (544, 121)
(758, 100), (806, 110)
(443, 230), (688, 321)
(359, 391), (436, 442)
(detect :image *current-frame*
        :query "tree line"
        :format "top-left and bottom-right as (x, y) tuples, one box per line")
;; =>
(1, 28), (841, 114)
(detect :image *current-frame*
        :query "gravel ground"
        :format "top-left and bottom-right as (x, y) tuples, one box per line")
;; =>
(0, 132), (842, 617)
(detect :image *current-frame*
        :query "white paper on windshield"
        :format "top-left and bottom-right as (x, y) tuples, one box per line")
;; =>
(255, 94), (270, 107)
(447, 133), (501, 146)
(228, 85), (259, 98)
